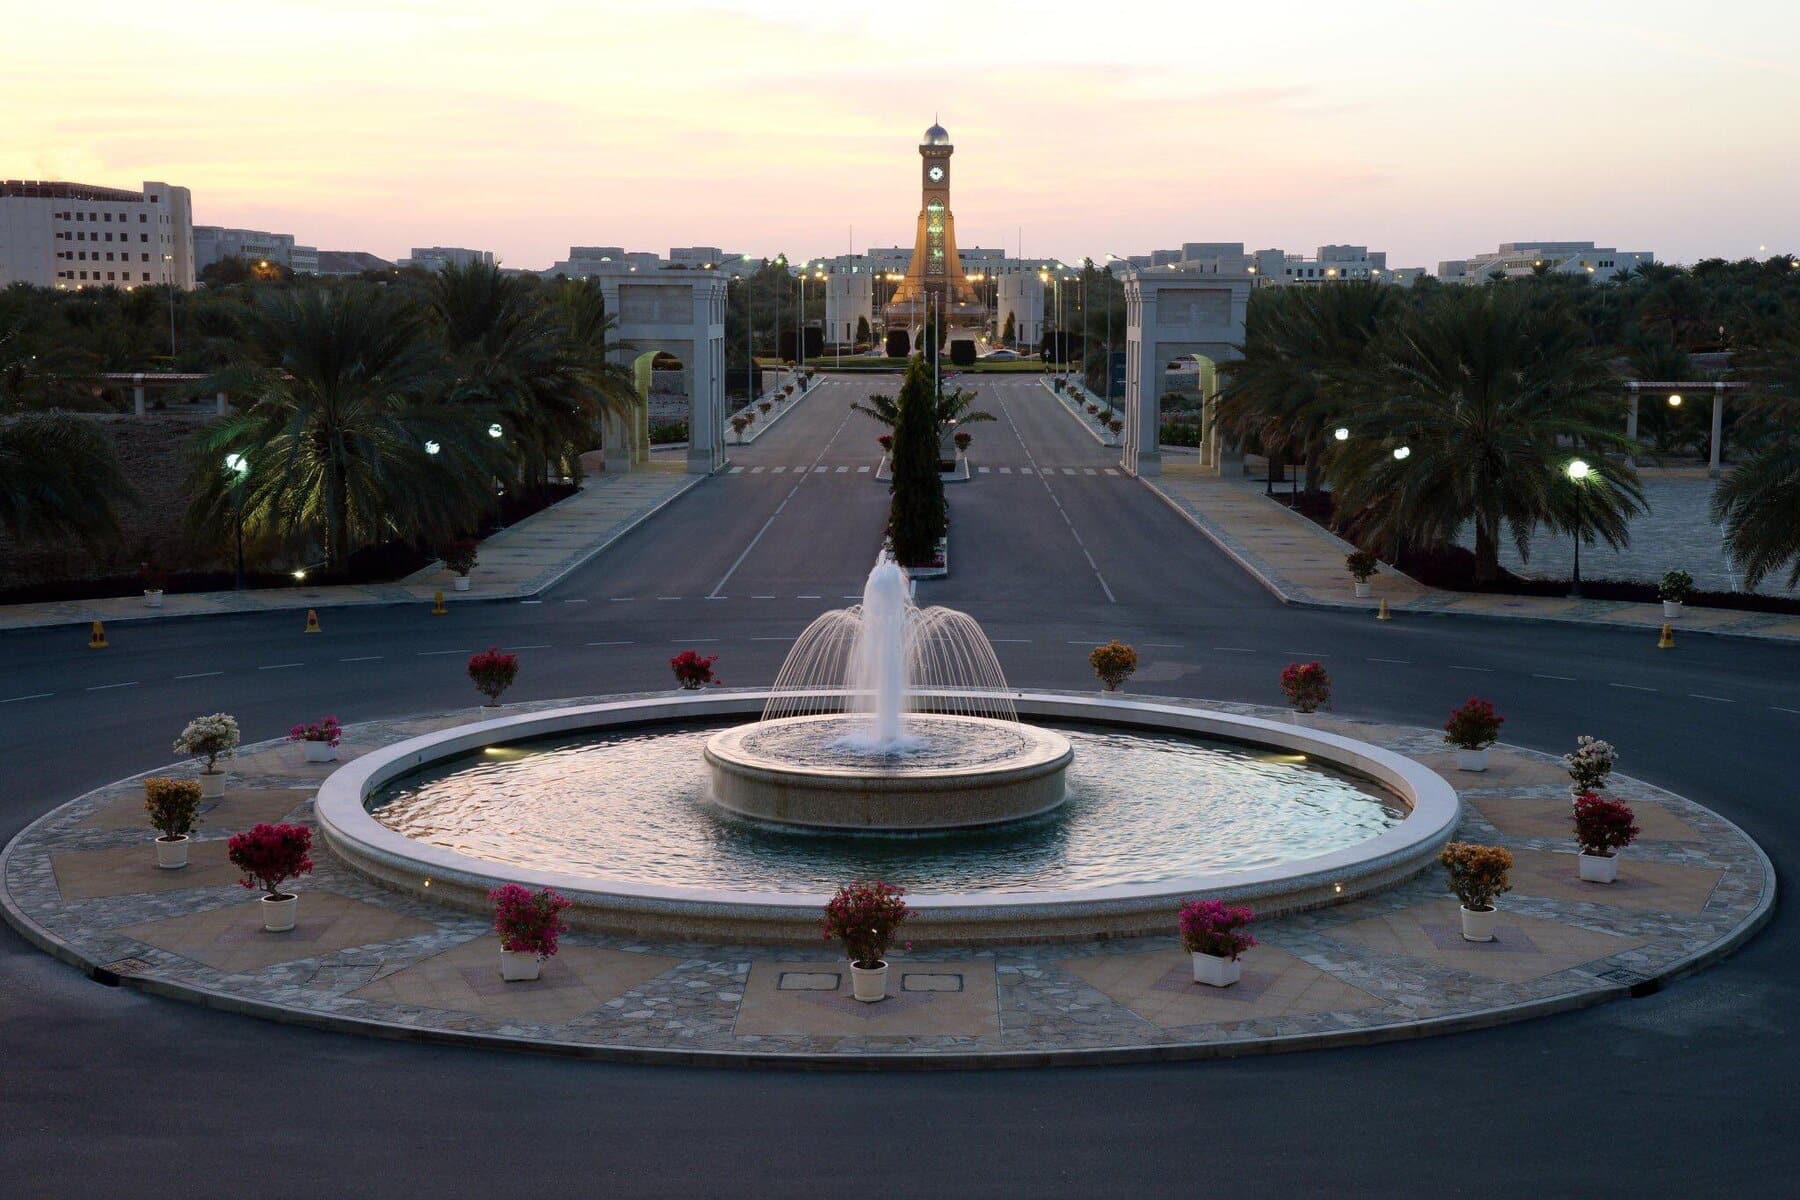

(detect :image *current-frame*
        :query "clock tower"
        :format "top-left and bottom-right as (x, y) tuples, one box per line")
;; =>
(889, 121), (981, 327)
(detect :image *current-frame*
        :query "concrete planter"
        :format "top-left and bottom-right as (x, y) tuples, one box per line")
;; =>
(154, 834), (189, 870)
(261, 893), (298, 932)
(198, 771), (226, 799)
(1353, 581), (1372, 599)
(1579, 851), (1619, 884)
(302, 740), (338, 763)
(453, 575), (471, 592)
(850, 960), (888, 1002)
(500, 949), (542, 981)
(144, 589), (164, 608)
(1459, 904), (1497, 942)
(1662, 600), (1682, 619)
(1191, 951), (1241, 987)
(1454, 748), (1490, 772)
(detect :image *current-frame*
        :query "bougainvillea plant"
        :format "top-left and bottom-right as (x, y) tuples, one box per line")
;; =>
(226, 823), (314, 898)
(467, 648), (519, 705)
(1089, 640), (1139, 691)
(1564, 736), (1617, 794)
(288, 716), (342, 747)
(1444, 697), (1504, 750)
(878, 433), (894, 451)
(143, 777), (202, 840)
(1179, 899), (1257, 960)
(821, 880), (911, 968)
(669, 650), (720, 690)
(1439, 841), (1513, 911)
(489, 883), (573, 958)
(1280, 662), (1332, 713)
(1573, 793), (1640, 857)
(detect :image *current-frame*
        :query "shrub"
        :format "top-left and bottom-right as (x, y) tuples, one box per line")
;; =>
(731, 414), (751, 435)
(821, 880), (910, 967)
(1346, 550), (1379, 583)
(468, 647), (519, 705)
(878, 433), (893, 451)
(1089, 640), (1139, 691)
(489, 883), (573, 958)
(440, 539), (478, 576)
(174, 713), (239, 773)
(1564, 736), (1617, 793)
(1444, 697), (1504, 750)
(1439, 841), (1512, 910)
(141, 561), (168, 591)
(649, 419), (689, 444)
(670, 649), (720, 689)
(1659, 569), (1694, 603)
(227, 823), (314, 897)
(954, 430), (972, 452)
(288, 715), (342, 747)
(143, 777), (201, 840)
(1178, 899), (1257, 960)
(1107, 417), (1124, 433)
(1573, 793), (1640, 857)
(1280, 662), (1331, 713)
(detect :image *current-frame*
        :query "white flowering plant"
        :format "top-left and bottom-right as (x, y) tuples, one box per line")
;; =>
(174, 713), (240, 773)
(1563, 735), (1616, 795)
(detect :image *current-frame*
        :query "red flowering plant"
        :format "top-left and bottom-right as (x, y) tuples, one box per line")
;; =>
(1179, 899), (1257, 961)
(1444, 697), (1504, 750)
(878, 433), (894, 451)
(226, 823), (314, 899)
(467, 647), (519, 705)
(953, 430), (972, 452)
(1573, 793), (1640, 858)
(1280, 661), (1332, 713)
(822, 880), (911, 968)
(488, 883), (573, 959)
(287, 715), (342, 747)
(439, 539), (478, 577)
(670, 649), (720, 689)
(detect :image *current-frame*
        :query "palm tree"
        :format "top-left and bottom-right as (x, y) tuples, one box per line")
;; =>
(1713, 333), (1800, 588)
(853, 385), (993, 439)
(0, 412), (136, 545)
(186, 286), (497, 571)
(551, 277), (640, 475)
(1333, 288), (1644, 583)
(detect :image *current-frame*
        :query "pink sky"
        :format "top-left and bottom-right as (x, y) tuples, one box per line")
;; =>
(5, 1), (1797, 270)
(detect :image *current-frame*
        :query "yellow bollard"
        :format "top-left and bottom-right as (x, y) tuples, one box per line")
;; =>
(432, 591), (447, 616)
(303, 608), (322, 634)
(1657, 623), (1675, 649)
(88, 620), (108, 649)
(1376, 599), (1391, 622)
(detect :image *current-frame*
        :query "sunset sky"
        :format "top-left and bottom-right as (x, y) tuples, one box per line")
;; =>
(5, 1), (1797, 270)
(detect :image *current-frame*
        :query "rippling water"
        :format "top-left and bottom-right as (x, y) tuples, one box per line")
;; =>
(369, 723), (1407, 895)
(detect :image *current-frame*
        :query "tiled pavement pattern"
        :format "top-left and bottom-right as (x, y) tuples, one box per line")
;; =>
(0, 693), (1772, 1065)
(0, 466), (700, 633)
(1146, 470), (1800, 643)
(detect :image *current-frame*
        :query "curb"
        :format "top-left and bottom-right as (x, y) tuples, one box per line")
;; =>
(732, 377), (820, 446)
(525, 473), (707, 597)
(1038, 377), (1119, 449)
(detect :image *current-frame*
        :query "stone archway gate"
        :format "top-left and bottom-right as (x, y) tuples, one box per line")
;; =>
(1120, 266), (1252, 476)
(598, 274), (728, 474)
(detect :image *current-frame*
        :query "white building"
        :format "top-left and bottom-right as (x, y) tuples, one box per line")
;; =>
(193, 225), (318, 275)
(1116, 242), (1424, 286)
(400, 246), (495, 272)
(996, 267), (1044, 346)
(0, 179), (194, 290)
(1438, 242), (1652, 284)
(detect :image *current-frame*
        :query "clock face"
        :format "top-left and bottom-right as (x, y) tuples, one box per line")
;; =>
(927, 165), (945, 182)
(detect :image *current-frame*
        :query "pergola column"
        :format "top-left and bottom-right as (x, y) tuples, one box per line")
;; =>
(1625, 386), (1640, 467)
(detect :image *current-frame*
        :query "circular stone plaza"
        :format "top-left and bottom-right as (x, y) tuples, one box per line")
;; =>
(0, 374), (1788, 1195)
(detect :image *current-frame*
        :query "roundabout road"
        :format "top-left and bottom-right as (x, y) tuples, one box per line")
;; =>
(2, 374), (1794, 1197)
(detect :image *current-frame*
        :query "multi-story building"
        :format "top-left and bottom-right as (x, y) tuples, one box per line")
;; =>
(1116, 242), (1424, 286)
(0, 179), (194, 290)
(193, 225), (318, 275)
(399, 246), (495, 272)
(1438, 242), (1652, 284)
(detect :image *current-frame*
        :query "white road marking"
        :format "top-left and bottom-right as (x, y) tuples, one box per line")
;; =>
(175, 670), (224, 679)
(656, 596), (683, 601)
(1000, 467), (1013, 474)
(506, 644), (551, 651)
(1689, 693), (1734, 703)
(990, 638), (1031, 644)
(1, 692), (53, 703)
(705, 596), (728, 601)
(1103, 468), (1119, 476)
(751, 636), (796, 641)
(772, 466), (786, 473)
(1143, 643), (1181, 649)
(1367, 657), (1411, 665)
(586, 640), (634, 646)
(86, 681), (139, 691)
(814, 466), (828, 473)
(1609, 682), (1656, 692)
(563, 598), (588, 604)
(416, 649), (470, 656)
(1532, 672), (1576, 682)
(857, 465), (870, 473)
(1285, 651), (1330, 658)
(729, 466), (744, 474)
(1214, 646), (1256, 653)
(978, 466), (991, 474)
(835, 466), (848, 473)
(338, 656), (384, 663)
(1448, 665), (1493, 673)
(609, 597), (634, 602)
(1771, 706), (1800, 715)
(752, 595), (775, 600)
(679, 638), (721, 643)
(258, 662), (302, 671)
(797, 594), (820, 599)
(519, 600), (542, 605)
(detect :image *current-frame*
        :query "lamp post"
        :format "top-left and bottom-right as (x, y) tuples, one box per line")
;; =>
(223, 453), (249, 590)
(1390, 445), (1410, 568)
(1104, 253), (1124, 410)
(1567, 458), (1590, 597)
(743, 255), (756, 407)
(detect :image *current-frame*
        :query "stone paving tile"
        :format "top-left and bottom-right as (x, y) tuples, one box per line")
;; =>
(1326, 899), (1644, 985)
(117, 889), (439, 974)
(1057, 945), (1384, 1031)
(1506, 848), (1723, 914)
(1466, 792), (1702, 844)
(51, 838), (242, 900)
(735, 961), (999, 1038)
(75, 785), (308, 833)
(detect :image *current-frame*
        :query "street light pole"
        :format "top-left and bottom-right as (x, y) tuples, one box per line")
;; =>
(1567, 458), (1590, 597)
(223, 453), (248, 590)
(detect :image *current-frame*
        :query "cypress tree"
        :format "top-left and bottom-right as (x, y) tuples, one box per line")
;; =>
(886, 357), (947, 566)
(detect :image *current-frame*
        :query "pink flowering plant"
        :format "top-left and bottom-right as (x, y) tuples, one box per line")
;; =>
(467, 647), (519, 705)
(821, 880), (911, 968)
(226, 823), (314, 898)
(1280, 661), (1332, 713)
(488, 883), (573, 959)
(1573, 793), (1640, 858)
(1179, 899), (1257, 960)
(670, 649), (720, 689)
(287, 715), (342, 747)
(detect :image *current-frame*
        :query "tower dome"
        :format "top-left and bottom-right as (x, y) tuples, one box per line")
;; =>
(922, 123), (949, 146)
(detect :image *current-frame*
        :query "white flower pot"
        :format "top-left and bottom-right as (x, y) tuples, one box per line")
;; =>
(1191, 951), (1241, 987)
(1353, 581), (1372, 599)
(850, 960), (888, 1003)
(1662, 600), (1682, 619)
(1454, 748), (1490, 772)
(1459, 904), (1497, 942)
(261, 892), (298, 932)
(302, 740), (337, 763)
(198, 770), (226, 798)
(1579, 851), (1619, 883)
(453, 575), (471, 592)
(500, 949), (542, 981)
(476, 703), (503, 719)
(1288, 710), (1318, 725)
(144, 589), (164, 608)
(155, 834), (189, 869)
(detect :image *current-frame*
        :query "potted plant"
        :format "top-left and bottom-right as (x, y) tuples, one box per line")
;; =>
(288, 715), (343, 763)
(1573, 792), (1640, 883)
(1279, 661), (1331, 722)
(467, 648), (519, 712)
(440, 539), (478, 592)
(142, 561), (167, 608)
(227, 822), (314, 932)
(821, 880), (910, 1002)
(954, 430), (972, 455)
(1444, 697), (1504, 771)
(173, 713), (239, 798)
(1089, 640), (1139, 693)
(1107, 417), (1124, 434)
(143, 777), (201, 869)
(488, 883), (573, 981)
(670, 649), (720, 689)
(878, 433), (894, 452)
(759, 400), (773, 415)
(1179, 899), (1256, 987)
(731, 414), (751, 439)
(1346, 550), (1379, 599)
(1439, 841), (1513, 942)
(1563, 735), (1617, 797)
(1659, 569), (1693, 618)
(1086, 402), (1099, 414)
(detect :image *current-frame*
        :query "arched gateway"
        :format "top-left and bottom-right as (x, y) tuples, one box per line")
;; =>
(1120, 265), (1252, 477)
(596, 274), (728, 474)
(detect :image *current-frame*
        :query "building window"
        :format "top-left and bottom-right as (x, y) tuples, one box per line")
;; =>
(139, 214), (147, 222)
(142, 273), (150, 281)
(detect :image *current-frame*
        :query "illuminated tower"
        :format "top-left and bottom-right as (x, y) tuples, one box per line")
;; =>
(888, 122), (982, 328)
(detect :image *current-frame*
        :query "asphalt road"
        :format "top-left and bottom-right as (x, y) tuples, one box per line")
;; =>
(1, 373), (1793, 1198)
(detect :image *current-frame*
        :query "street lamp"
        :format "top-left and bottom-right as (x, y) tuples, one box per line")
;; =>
(1392, 445), (1411, 461)
(222, 453), (249, 590)
(1668, 393), (1683, 408)
(1334, 427), (1350, 442)
(487, 423), (504, 439)
(424, 440), (441, 456)
(1567, 458), (1591, 597)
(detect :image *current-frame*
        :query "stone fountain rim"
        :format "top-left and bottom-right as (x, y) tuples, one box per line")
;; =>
(707, 712), (1073, 781)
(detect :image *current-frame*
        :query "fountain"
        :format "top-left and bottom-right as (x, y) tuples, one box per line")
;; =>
(703, 558), (1074, 830)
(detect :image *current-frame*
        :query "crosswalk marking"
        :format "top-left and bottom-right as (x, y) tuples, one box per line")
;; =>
(835, 466), (848, 473)
(978, 466), (991, 473)
(772, 465), (786, 473)
(857, 465), (870, 473)
(1083, 468), (1096, 476)
(814, 466), (828, 473)
(1062, 467), (1075, 475)
(728, 465), (744, 474)
(1000, 466), (1013, 474)
(1103, 468), (1120, 476)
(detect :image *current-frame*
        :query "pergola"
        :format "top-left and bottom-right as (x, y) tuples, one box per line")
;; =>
(1624, 380), (1749, 477)
(97, 372), (230, 417)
